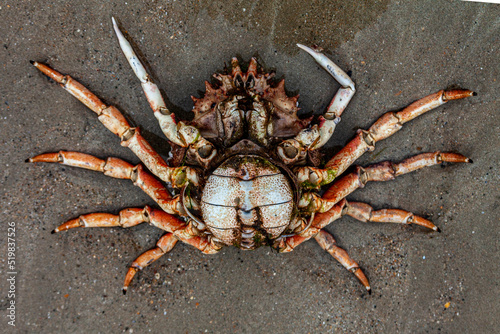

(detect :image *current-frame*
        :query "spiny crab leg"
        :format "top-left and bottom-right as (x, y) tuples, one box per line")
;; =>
(315, 229), (371, 293)
(277, 44), (355, 163)
(28, 151), (186, 215)
(298, 89), (475, 189)
(111, 18), (216, 167)
(31, 61), (198, 187)
(300, 151), (471, 213)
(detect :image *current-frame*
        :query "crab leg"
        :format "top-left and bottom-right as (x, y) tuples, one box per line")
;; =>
(279, 227), (370, 292)
(297, 44), (356, 147)
(28, 151), (184, 215)
(303, 152), (471, 211)
(111, 18), (216, 167)
(278, 196), (438, 252)
(173, 221), (223, 255)
(31, 61), (197, 187)
(53, 210), (144, 233)
(123, 233), (178, 294)
(52, 205), (186, 233)
(276, 199), (346, 252)
(122, 220), (222, 292)
(344, 201), (438, 231)
(315, 229), (371, 293)
(277, 44), (355, 163)
(122, 225), (221, 293)
(298, 89), (475, 188)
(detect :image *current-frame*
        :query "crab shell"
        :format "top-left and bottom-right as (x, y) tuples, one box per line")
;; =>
(201, 155), (294, 248)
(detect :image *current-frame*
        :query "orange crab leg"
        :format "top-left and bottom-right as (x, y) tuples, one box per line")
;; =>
(122, 221), (221, 293)
(52, 205), (187, 233)
(318, 151), (471, 208)
(122, 225), (221, 293)
(297, 89), (475, 188)
(276, 199), (346, 252)
(172, 222), (223, 255)
(49, 204), (219, 293)
(28, 151), (184, 215)
(344, 201), (438, 231)
(315, 229), (371, 293)
(123, 233), (178, 294)
(278, 196), (440, 252)
(31, 61), (198, 187)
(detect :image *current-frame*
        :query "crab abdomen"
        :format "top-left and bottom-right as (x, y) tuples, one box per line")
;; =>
(201, 155), (294, 249)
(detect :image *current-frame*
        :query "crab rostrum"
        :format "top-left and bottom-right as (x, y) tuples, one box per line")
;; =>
(29, 18), (475, 294)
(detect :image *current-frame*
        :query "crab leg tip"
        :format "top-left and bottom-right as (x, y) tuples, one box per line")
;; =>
(25, 158), (30, 163)
(435, 227), (441, 233)
(51, 229), (56, 234)
(112, 17), (121, 35)
(367, 288), (372, 295)
(29, 60), (35, 65)
(122, 288), (127, 295)
(296, 43), (311, 53)
(467, 158), (473, 164)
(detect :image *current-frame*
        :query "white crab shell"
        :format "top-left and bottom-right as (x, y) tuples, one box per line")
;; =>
(201, 155), (294, 248)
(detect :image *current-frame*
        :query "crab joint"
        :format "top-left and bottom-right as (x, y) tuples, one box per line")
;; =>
(277, 117), (342, 165)
(298, 192), (336, 213)
(173, 222), (223, 254)
(168, 166), (199, 188)
(178, 122), (217, 166)
(297, 167), (338, 190)
(187, 138), (217, 168)
(276, 139), (308, 164)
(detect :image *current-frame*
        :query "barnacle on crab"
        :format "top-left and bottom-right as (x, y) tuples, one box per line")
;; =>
(28, 18), (474, 294)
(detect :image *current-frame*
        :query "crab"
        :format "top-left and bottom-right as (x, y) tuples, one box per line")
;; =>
(28, 18), (475, 294)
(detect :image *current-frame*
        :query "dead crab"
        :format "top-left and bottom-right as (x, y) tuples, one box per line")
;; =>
(29, 18), (475, 294)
